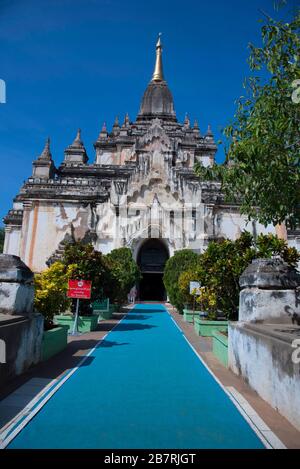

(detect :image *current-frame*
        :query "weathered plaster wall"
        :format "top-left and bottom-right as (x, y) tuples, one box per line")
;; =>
(3, 227), (21, 256)
(21, 202), (93, 272)
(215, 210), (276, 240)
(0, 314), (44, 387)
(229, 322), (300, 432)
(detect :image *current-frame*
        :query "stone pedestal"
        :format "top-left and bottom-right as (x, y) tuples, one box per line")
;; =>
(228, 258), (300, 431)
(0, 254), (34, 315)
(239, 258), (300, 324)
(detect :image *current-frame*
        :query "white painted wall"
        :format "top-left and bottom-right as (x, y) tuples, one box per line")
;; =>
(229, 322), (300, 432)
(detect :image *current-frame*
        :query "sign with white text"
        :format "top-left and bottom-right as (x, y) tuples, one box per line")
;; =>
(189, 281), (201, 295)
(67, 280), (92, 299)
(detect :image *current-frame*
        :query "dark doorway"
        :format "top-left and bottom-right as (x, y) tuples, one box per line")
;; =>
(137, 239), (169, 301)
(139, 273), (165, 301)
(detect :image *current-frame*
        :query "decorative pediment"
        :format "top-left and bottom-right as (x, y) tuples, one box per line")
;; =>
(138, 118), (171, 151)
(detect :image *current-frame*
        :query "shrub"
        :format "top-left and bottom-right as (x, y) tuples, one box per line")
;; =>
(178, 232), (299, 321)
(196, 286), (218, 320)
(177, 269), (199, 308)
(34, 261), (76, 328)
(105, 248), (141, 304)
(163, 249), (198, 313)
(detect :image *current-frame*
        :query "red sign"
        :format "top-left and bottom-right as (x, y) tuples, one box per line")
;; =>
(67, 280), (92, 299)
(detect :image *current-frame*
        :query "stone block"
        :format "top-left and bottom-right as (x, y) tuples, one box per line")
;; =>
(0, 254), (33, 284)
(239, 288), (300, 323)
(0, 282), (34, 316)
(239, 257), (300, 290)
(0, 254), (34, 316)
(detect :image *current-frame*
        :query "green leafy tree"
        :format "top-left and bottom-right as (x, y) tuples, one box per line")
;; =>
(195, 5), (300, 228)
(163, 249), (199, 313)
(0, 227), (4, 253)
(62, 242), (115, 313)
(105, 247), (141, 304)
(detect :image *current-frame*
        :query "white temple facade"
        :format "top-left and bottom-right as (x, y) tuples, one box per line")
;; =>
(5, 37), (295, 300)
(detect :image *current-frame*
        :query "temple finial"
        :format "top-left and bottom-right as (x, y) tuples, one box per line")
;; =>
(206, 124), (213, 136)
(184, 113), (190, 128)
(72, 128), (83, 146)
(38, 137), (52, 160)
(113, 116), (120, 136)
(113, 116), (119, 128)
(124, 113), (130, 127)
(152, 33), (164, 82)
(97, 122), (108, 141)
(193, 119), (200, 136)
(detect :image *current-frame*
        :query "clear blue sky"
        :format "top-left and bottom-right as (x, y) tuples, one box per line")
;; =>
(0, 0), (297, 225)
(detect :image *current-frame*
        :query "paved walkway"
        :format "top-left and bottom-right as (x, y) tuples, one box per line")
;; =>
(3, 304), (267, 449)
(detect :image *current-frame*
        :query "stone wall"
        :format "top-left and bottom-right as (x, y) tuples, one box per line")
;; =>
(0, 254), (44, 389)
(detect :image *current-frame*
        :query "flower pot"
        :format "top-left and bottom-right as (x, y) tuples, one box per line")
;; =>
(54, 314), (99, 333)
(183, 309), (202, 323)
(194, 317), (228, 337)
(98, 308), (114, 320)
(212, 330), (228, 367)
(41, 325), (69, 361)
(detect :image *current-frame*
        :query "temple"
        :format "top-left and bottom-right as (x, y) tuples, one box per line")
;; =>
(3, 37), (298, 300)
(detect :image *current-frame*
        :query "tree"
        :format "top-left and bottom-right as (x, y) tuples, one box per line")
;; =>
(194, 233), (255, 320)
(0, 227), (4, 253)
(62, 242), (115, 313)
(163, 249), (199, 313)
(195, 5), (300, 229)
(105, 247), (141, 304)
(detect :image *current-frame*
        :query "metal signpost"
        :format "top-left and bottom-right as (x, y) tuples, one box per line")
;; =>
(67, 280), (92, 336)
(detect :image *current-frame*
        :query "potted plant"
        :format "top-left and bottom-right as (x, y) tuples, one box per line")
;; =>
(53, 242), (114, 331)
(193, 286), (228, 337)
(34, 262), (71, 360)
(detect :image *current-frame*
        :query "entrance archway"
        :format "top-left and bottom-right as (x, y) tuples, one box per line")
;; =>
(137, 239), (169, 301)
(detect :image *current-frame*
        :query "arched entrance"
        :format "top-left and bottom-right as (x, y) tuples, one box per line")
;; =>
(137, 239), (169, 301)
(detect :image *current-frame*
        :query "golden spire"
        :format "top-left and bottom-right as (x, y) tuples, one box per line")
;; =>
(152, 33), (164, 82)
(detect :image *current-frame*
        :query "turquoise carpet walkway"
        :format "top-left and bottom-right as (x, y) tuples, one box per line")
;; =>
(8, 304), (265, 448)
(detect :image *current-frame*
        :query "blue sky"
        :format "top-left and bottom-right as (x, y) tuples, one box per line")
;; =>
(0, 0), (297, 224)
